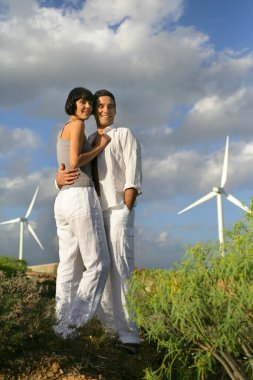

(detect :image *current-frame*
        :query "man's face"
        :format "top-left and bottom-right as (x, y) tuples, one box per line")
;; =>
(95, 96), (116, 128)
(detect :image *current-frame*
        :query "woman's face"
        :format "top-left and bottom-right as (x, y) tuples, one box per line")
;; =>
(75, 98), (93, 120)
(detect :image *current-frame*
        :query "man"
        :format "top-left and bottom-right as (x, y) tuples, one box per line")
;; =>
(56, 89), (142, 352)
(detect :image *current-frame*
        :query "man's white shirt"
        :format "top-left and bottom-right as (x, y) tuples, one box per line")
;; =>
(88, 125), (142, 211)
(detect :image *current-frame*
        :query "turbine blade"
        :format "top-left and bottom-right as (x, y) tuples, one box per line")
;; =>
(27, 224), (44, 250)
(221, 136), (229, 188)
(178, 191), (216, 215)
(25, 186), (39, 218)
(0, 218), (20, 225)
(224, 191), (251, 213)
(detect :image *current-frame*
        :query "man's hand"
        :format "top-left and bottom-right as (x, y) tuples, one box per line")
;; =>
(56, 163), (79, 187)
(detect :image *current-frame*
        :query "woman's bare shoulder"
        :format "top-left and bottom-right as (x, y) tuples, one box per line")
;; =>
(69, 119), (84, 131)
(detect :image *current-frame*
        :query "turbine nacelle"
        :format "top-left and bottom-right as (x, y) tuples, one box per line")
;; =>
(212, 187), (224, 194)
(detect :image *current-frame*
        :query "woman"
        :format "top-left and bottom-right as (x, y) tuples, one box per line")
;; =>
(54, 87), (110, 339)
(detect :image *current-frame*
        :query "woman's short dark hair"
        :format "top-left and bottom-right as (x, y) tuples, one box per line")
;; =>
(65, 87), (94, 115)
(93, 89), (116, 108)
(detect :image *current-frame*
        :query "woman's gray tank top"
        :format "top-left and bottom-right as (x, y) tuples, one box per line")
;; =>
(56, 123), (94, 189)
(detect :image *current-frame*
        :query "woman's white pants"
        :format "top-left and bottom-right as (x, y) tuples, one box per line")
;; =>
(54, 187), (110, 337)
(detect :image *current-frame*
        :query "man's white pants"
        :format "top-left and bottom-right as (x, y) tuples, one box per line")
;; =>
(98, 205), (140, 344)
(54, 187), (110, 336)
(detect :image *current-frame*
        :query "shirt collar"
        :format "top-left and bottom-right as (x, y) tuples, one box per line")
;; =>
(96, 124), (115, 135)
(104, 124), (115, 132)
(102, 124), (115, 134)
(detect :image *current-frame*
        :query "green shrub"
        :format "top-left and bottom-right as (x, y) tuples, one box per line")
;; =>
(0, 256), (27, 276)
(0, 271), (55, 356)
(129, 214), (253, 380)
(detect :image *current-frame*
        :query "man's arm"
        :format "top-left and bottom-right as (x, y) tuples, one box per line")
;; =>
(124, 187), (138, 211)
(121, 128), (142, 208)
(55, 163), (79, 188)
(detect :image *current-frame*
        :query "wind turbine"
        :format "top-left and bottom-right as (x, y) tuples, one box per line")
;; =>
(0, 186), (44, 260)
(178, 136), (251, 248)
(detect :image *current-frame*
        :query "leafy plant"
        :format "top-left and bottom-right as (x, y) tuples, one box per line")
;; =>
(0, 256), (27, 276)
(129, 211), (253, 380)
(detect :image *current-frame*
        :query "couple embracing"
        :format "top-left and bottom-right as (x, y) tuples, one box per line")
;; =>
(54, 87), (142, 353)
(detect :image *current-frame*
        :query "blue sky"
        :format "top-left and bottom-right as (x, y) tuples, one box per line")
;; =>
(0, 0), (253, 268)
(182, 0), (253, 51)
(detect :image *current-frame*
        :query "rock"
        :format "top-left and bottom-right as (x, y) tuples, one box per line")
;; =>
(51, 361), (61, 374)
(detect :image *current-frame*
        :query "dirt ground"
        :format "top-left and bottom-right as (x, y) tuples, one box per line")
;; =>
(0, 270), (164, 380)
(0, 318), (163, 380)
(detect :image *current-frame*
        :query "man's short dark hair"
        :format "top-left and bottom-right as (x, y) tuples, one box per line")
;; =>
(94, 89), (116, 108)
(65, 87), (94, 115)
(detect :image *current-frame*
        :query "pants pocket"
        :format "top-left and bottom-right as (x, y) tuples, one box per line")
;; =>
(123, 227), (134, 259)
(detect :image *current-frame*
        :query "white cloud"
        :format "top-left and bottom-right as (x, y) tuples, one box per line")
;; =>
(0, 168), (56, 206)
(0, 126), (39, 153)
(135, 226), (185, 269)
(142, 140), (253, 202)
(0, 0), (252, 140)
(178, 86), (253, 143)
(82, 0), (184, 28)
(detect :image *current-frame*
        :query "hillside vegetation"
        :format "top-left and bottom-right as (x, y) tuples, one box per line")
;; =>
(0, 257), (162, 380)
(128, 211), (253, 380)
(1, 209), (253, 379)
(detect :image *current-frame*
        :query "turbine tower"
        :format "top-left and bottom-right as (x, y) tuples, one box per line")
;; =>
(178, 136), (251, 248)
(0, 186), (44, 260)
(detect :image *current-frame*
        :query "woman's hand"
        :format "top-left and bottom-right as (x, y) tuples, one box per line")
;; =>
(99, 134), (111, 149)
(93, 133), (111, 149)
